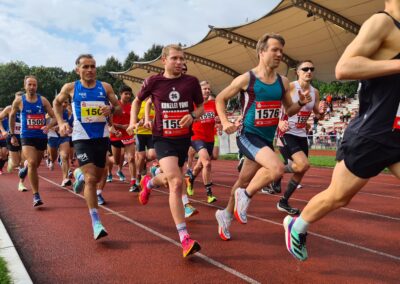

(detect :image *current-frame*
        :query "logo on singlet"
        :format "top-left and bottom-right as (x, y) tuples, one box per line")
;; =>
(77, 153), (88, 162)
(169, 88), (180, 102)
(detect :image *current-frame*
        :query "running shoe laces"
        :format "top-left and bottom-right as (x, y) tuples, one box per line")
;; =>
(283, 216), (308, 261)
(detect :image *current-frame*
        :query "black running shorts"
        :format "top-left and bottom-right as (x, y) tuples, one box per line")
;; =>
(73, 138), (109, 168)
(336, 130), (400, 178)
(153, 136), (190, 168)
(279, 133), (309, 160)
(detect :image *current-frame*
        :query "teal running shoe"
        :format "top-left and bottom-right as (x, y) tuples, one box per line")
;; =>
(283, 216), (308, 261)
(73, 168), (85, 193)
(93, 221), (108, 240)
(116, 170), (126, 181)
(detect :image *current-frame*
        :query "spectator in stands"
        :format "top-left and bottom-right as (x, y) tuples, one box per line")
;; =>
(336, 128), (343, 149)
(313, 116), (319, 133)
(307, 128), (313, 148)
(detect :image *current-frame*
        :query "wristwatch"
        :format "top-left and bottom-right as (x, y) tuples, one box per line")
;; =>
(190, 112), (196, 119)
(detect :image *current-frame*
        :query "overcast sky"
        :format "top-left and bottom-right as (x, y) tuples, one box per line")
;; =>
(0, 0), (280, 71)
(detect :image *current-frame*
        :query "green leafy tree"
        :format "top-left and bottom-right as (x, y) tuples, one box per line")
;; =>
(141, 44), (163, 61)
(0, 61), (30, 106)
(123, 51), (140, 70)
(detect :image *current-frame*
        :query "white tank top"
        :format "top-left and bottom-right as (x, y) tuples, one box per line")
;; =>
(285, 81), (315, 137)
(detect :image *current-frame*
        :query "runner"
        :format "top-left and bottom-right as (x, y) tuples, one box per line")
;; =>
(53, 54), (121, 240)
(109, 85), (137, 191)
(127, 44), (204, 257)
(284, 2), (400, 261)
(214, 33), (311, 241)
(0, 108), (9, 175)
(263, 60), (326, 215)
(9, 76), (56, 206)
(0, 92), (28, 191)
(186, 80), (218, 203)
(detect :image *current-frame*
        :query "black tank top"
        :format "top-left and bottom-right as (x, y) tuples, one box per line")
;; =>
(347, 11), (400, 147)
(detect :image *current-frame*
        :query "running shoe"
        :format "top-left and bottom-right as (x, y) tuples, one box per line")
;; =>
(18, 182), (27, 192)
(97, 193), (105, 205)
(297, 184), (303, 189)
(33, 193), (43, 207)
(116, 170), (126, 182)
(184, 204), (199, 218)
(61, 179), (72, 187)
(283, 216), (308, 261)
(68, 169), (73, 178)
(18, 165), (28, 179)
(150, 165), (159, 177)
(261, 185), (277, 195)
(186, 177), (194, 196)
(181, 235), (201, 258)
(207, 192), (217, 204)
(93, 221), (108, 240)
(106, 174), (113, 183)
(138, 175), (151, 205)
(268, 179), (282, 194)
(129, 183), (140, 193)
(234, 188), (251, 224)
(73, 168), (85, 193)
(185, 168), (193, 177)
(277, 198), (300, 215)
(215, 209), (232, 241)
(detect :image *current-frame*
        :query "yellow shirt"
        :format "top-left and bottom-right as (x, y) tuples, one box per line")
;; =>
(136, 101), (154, 135)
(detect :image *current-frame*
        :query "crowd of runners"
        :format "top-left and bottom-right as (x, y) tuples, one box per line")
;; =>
(0, 0), (399, 261)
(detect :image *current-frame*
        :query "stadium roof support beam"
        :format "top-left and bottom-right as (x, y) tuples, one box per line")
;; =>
(109, 72), (144, 84)
(291, 0), (360, 34)
(209, 26), (298, 69)
(184, 52), (240, 78)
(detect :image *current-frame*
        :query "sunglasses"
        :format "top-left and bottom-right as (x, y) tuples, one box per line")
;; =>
(300, 67), (315, 72)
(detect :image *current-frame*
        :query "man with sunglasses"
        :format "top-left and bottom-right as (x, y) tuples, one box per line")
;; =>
(283, 0), (400, 261)
(264, 61), (326, 215)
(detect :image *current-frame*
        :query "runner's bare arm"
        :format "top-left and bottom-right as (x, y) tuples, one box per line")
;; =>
(127, 97), (142, 135)
(216, 73), (249, 134)
(312, 89), (326, 120)
(336, 13), (400, 80)
(0, 106), (11, 121)
(102, 82), (121, 116)
(282, 76), (310, 116)
(8, 97), (21, 135)
(53, 83), (74, 135)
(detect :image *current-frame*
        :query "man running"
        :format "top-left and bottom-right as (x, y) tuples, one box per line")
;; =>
(284, 1), (400, 261)
(265, 60), (326, 215)
(9, 76), (56, 206)
(186, 80), (218, 203)
(215, 33), (311, 241)
(53, 54), (121, 240)
(127, 44), (204, 257)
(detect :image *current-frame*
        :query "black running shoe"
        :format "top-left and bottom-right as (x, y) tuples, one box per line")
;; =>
(277, 199), (300, 215)
(129, 184), (140, 193)
(271, 178), (282, 193)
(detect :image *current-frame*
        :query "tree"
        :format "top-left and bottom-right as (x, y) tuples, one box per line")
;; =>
(97, 56), (123, 93)
(123, 51), (140, 70)
(0, 61), (30, 106)
(141, 44), (163, 61)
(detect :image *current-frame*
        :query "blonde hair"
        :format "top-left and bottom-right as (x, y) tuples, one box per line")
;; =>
(161, 44), (183, 58)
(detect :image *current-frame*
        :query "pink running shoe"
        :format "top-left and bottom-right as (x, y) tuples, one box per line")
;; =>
(139, 175), (152, 205)
(181, 235), (201, 258)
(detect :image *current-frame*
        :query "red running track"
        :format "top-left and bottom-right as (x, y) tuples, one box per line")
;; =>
(0, 160), (399, 283)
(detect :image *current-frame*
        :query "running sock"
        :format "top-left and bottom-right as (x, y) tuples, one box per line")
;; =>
(96, 189), (102, 195)
(283, 179), (299, 201)
(89, 208), (100, 226)
(182, 194), (189, 206)
(130, 178), (137, 185)
(205, 183), (212, 194)
(147, 178), (154, 189)
(176, 222), (188, 242)
(293, 215), (309, 234)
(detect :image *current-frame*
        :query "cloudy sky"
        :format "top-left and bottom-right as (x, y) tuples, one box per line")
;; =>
(0, 0), (280, 71)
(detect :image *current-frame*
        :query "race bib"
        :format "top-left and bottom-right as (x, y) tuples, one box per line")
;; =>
(27, 114), (45, 130)
(200, 111), (215, 124)
(254, 101), (281, 127)
(295, 111), (312, 129)
(14, 122), (21, 134)
(393, 102), (400, 131)
(81, 101), (106, 123)
(162, 111), (189, 137)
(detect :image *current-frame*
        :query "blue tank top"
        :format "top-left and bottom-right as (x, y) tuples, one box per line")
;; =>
(239, 72), (285, 142)
(2, 117), (9, 132)
(72, 80), (109, 140)
(21, 94), (47, 139)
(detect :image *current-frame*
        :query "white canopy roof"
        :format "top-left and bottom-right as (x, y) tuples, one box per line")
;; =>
(111, 0), (383, 94)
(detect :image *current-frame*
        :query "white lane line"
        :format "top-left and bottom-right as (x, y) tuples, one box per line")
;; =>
(38, 175), (261, 284)
(152, 188), (400, 262)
